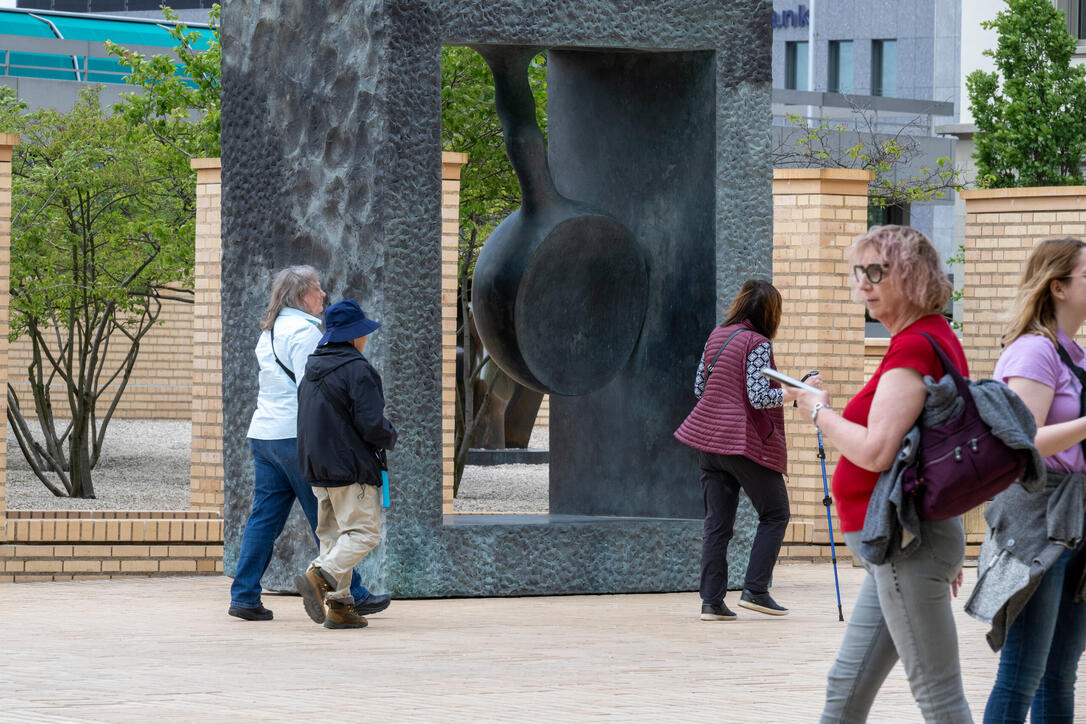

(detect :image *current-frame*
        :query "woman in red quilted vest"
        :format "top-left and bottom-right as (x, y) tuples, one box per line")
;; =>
(675, 279), (813, 622)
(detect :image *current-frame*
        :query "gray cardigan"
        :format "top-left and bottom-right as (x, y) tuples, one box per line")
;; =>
(860, 374), (1044, 566)
(965, 468), (1086, 651)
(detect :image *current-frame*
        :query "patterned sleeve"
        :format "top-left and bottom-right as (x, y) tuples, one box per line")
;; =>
(746, 342), (784, 409)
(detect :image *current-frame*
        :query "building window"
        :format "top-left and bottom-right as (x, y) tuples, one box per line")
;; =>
(785, 41), (809, 91)
(872, 39), (897, 97)
(1056, 0), (1086, 39)
(828, 40), (853, 93)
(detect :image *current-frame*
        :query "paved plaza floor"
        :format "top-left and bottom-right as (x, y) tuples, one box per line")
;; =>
(0, 563), (1081, 722)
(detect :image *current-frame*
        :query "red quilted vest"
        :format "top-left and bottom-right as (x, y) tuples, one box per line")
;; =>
(674, 321), (788, 473)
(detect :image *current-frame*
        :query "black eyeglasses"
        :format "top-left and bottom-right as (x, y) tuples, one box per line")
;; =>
(853, 263), (890, 285)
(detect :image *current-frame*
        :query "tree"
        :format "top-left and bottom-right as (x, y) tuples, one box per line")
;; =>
(967, 0), (1086, 188)
(772, 108), (966, 209)
(0, 87), (196, 497)
(442, 46), (548, 494)
(106, 4), (221, 158)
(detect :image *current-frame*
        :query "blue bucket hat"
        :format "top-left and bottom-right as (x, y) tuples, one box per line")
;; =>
(318, 299), (381, 346)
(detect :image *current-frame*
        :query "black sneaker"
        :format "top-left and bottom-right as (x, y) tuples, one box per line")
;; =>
(700, 602), (737, 621)
(738, 589), (788, 616)
(228, 604), (273, 621)
(353, 593), (391, 616)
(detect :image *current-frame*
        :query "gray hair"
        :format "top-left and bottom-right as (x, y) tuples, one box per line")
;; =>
(259, 265), (319, 330)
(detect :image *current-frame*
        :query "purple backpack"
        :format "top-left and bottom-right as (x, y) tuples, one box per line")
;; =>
(901, 333), (1030, 521)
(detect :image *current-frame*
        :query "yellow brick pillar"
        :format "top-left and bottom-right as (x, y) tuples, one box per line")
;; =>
(0, 135), (16, 542)
(441, 152), (468, 515)
(190, 158), (224, 513)
(772, 169), (871, 559)
(959, 186), (1086, 541)
(960, 186), (1086, 378)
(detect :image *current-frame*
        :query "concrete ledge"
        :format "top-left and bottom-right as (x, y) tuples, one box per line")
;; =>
(466, 448), (549, 466)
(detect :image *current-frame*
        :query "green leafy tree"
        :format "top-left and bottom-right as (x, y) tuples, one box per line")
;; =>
(442, 46), (547, 494)
(967, 0), (1086, 187)
(106, 4), (221, 158)
(0, 87), (196, 497)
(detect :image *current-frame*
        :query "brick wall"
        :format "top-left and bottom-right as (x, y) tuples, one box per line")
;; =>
(959, 186), (1086, 379)
(190, 159), (224, 512)
(440, 153), (468, 516)
(7, 301), (193, 420)
(772, 169), (871, 561)
(2, 511), (222, 581)
(0, 134), (15, 542)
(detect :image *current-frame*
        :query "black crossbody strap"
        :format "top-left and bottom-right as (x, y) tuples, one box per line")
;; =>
(706, 328), (747, 375)
(1055, 342), (1086, 460)
(268, 326), (297, 384)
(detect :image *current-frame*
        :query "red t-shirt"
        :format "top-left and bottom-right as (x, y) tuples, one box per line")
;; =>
(831, 314), (968, 532)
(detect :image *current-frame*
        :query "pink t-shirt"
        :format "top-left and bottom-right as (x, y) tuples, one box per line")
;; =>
(993, 330), (1086, 473)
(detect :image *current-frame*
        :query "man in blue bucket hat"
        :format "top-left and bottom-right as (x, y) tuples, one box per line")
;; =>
(294, 299), (397, 629)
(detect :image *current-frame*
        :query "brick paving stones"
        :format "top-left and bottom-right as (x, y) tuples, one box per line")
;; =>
(0, 563), (1080, 722)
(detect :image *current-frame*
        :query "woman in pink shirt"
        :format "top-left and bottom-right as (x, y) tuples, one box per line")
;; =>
(980, 238), (1086, 723)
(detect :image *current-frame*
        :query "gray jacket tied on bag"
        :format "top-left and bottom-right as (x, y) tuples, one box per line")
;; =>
(860, 375), (1044, 566)
(965, 468), (1086, 651)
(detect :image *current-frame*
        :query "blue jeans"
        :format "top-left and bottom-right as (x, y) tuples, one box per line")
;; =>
(229, 438), (370, 608)
(984, 534), (1086, 724)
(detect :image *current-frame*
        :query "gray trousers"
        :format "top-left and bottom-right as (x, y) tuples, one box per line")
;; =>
(821, 518), (972, 724)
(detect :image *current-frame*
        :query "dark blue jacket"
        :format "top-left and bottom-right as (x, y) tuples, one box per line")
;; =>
(297, 343), (397, 487)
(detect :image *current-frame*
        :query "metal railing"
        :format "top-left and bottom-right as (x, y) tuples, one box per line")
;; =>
(0, 33), (183, 84)
(772, 88), (956, 136)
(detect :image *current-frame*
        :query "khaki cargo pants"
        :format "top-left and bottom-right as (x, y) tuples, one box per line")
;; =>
(309, 482), (382, 604)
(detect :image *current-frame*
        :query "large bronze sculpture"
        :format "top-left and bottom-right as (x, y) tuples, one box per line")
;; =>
(220, 0), (772, 598)
(470, 46), (648, 396)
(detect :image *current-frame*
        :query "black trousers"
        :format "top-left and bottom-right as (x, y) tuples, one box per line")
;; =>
(698, 451), (790, 603)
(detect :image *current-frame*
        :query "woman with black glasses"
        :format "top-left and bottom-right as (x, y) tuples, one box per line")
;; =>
(793, 226), (973, 722)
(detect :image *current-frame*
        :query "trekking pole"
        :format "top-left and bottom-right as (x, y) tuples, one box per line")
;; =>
(816, 427), (845, 622)
(799, 370), (844, 622)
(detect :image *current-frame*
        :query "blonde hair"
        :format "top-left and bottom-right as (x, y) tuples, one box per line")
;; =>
(1004, 237), (1086, 346)
(259, 265), (319, 330)
(847, 225), (951, 316)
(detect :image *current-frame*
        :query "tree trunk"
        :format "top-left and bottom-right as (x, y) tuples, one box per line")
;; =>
(67, 398), (96, 499)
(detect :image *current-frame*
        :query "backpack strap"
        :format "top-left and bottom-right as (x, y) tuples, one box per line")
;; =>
(1054, 342), (1086, 460)
(268, 325), (297, 384)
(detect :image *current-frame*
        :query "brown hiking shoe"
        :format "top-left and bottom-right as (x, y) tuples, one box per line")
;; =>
(295, 568), (333, 624)
(324, 600), (368, 629)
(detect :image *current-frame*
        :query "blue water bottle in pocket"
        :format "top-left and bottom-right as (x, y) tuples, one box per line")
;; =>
(376, 449), (390, 508)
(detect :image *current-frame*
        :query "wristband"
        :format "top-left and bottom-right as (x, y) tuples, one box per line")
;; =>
(811, 402), (831, 426)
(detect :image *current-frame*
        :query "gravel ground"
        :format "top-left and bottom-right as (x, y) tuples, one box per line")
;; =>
(6, 419), (191, 511)
(453, 426), (549, 514)
(5, 420), (550, 513)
